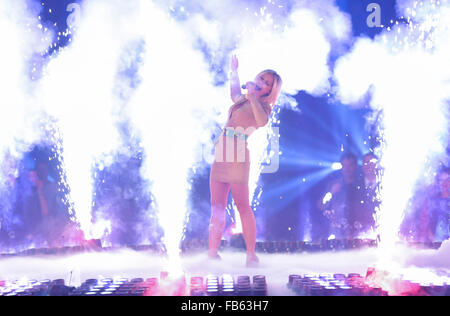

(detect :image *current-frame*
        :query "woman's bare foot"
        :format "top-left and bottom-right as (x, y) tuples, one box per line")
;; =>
(246, 253), (259, 267)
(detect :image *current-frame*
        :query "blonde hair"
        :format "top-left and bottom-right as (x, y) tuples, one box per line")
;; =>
(257, 69), (282, 107)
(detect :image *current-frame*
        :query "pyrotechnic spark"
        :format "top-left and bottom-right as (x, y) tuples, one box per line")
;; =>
(219, 0), (351, 238)
(3, 0), (353, 266)
(37, 0), (138, 238)
(335, 0), (450, 264)
(126, 0), (225, 272)
(0, 0), (49, 160)
(0, 0), (52, 248)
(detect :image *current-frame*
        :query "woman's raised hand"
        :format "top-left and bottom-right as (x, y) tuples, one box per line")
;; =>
(230, 54), (239, 73)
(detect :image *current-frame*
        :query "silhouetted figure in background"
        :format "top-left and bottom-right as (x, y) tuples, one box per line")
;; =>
(418, 167), (449, 242)
(19, 161), (68, 247)
(318, 152), (365, 239)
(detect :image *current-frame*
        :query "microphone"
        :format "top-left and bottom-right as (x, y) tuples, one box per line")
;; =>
(241, 83), (261, 91)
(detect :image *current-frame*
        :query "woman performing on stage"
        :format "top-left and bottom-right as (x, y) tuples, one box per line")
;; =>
(209, 55), (282, 266)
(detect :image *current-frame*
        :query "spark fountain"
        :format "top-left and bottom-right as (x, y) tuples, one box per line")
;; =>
(334, 0), (450, 293)
(36, 1), (143, 240)
(0, 0), (53, 250)
(335, 0), (449, 262)
(0, 0), (448, 298)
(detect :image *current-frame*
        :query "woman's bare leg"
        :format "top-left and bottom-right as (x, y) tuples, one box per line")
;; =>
(208, 179), (230, 257)
(230, 183), (258, 265)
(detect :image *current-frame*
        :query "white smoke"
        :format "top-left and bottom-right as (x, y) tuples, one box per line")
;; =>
(1, 0), (449, 293)
(32, 0), (353, 263)
(0, 247), (448, 294)
(162, 0), (353, 233)
(334, 0), (450, 261)
(0, 0), (51, 181)
(36, 0), (143, 238)
(125, 0), (226, 271)
(0, 0), (52, 238)
(171, 0), (352, 96)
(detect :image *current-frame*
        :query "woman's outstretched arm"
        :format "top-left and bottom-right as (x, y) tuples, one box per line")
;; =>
(230, 54), (243, 103)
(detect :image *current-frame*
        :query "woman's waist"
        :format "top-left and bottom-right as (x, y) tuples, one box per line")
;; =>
(221, 126), (257, 140)
(220, 127), (248, 141)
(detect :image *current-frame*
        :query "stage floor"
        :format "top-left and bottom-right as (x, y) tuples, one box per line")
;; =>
(1, 241), (449, 295)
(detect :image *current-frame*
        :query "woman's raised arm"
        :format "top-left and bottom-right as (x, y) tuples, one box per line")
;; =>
(230, 54), (243, 103)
